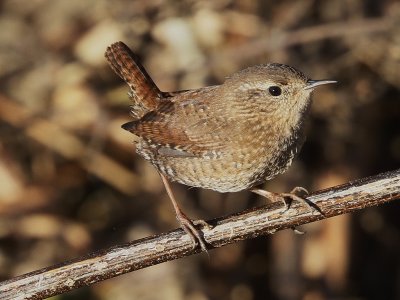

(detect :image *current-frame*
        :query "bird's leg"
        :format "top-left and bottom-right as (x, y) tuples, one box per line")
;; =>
(250, 186), (323, 214)
(159, 173), (210, 252)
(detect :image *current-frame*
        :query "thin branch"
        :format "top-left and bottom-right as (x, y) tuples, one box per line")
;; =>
(0, 169), (399, 299)
(213, 17), (393, 64)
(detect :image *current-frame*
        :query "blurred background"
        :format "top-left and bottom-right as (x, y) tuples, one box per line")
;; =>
(0, 0), (399, 299)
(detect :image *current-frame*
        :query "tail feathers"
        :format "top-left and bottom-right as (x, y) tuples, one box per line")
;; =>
(105, 41), (162, 118)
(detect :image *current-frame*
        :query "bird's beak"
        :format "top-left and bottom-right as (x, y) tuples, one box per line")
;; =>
(304, 79), (337, 90)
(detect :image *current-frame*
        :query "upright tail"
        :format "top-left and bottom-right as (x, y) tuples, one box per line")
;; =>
(105, 41), (162, 119)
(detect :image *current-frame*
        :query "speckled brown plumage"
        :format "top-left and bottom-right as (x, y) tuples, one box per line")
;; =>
(105, 41), (336, 251)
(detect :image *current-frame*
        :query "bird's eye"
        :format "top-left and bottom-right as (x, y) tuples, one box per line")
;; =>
(268, 86), (282, 96)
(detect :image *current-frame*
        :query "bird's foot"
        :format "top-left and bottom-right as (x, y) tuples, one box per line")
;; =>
(279, 186), (310, 210)
(159, 173), (211, 253)
(292, 227), (306, 235)
(192, 219), (214, 230)
(251, 186), (323, 214)
(175, 210), (211, 253)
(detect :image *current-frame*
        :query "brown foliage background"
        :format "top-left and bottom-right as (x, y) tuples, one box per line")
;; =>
(0, 1), (399, 299)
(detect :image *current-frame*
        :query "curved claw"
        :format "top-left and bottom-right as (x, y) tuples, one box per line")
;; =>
(292, 227), (306, 235)
(290, 186), (309, 195)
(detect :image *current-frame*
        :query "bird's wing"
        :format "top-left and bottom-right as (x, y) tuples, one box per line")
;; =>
(122, 90), (236, 158)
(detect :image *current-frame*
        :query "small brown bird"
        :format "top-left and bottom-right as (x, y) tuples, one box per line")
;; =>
(105, 41), (336, 251)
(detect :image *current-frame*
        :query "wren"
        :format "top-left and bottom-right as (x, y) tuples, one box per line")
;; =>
(105, 41), (336, 252)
